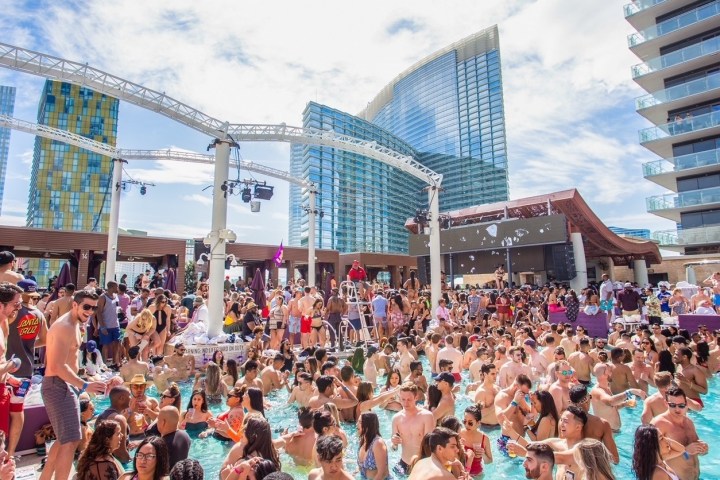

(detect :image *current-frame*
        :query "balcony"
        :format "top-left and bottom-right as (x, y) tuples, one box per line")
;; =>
(639, 110), (720, 157)
(643, 149), (720, 189)
(652, 225), (720, 250)
(631, 35), (720, 92)
(626, 0), (700, 31)
(628, 1), (720, 60)
(636, 73), (720, 124)
(646, 186), (720, 221)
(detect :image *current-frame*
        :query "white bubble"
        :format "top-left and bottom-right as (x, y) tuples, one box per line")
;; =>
(470, 267), (476, 273)
(486, 224), (498, 237)
(460, 264), (464, 267)
(469, 255), (475, 261)
(460, 236), (466, 242)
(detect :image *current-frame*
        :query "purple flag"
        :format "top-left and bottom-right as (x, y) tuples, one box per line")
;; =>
(273, 242), (284, 267)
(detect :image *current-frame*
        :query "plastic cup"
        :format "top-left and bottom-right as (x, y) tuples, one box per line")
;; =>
(507, 440), (517, 458)
(627, 396), (637, 408)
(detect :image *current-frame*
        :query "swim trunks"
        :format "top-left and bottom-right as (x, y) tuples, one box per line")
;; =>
(288, 315), (301, 334)
(497, 434), (511, 456)
(599, 300), (614, 312)
(393, 459), (410, 476)
(300, 316), (312, 334)
(452, 372), (462, 383)
(41, 376), (81, 443)
(714, 294), (720, 307)
(99, 327), (121, 346)
(691, 396), (704, 408)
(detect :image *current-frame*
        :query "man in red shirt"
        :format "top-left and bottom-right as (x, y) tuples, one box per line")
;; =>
(348, 260), (367, 283)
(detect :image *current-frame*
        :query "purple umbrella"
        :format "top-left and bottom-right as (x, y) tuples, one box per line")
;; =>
(163, 267), (177, 293)
(250, 268), (267, 309)
(50, 262), (72, 301)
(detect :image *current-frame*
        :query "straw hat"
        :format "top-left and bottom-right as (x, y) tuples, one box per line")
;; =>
(124, 374), (153, 387)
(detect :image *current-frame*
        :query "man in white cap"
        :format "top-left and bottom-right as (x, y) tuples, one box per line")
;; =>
(617, 282), (642, 317)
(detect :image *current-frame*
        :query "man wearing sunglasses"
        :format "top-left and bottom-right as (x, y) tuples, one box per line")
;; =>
(651, 386), (709, 480)
(641, 371), (702, 425)
(569, 385), (618, 464)
(41, 290), (106, 480)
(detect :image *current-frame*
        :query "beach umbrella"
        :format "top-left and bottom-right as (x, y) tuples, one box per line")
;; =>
(250, 268), (267, 308)
(50, 262), (72, 301)
(164, 268), (177, 293)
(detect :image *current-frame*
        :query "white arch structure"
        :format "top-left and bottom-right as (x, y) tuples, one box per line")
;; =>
(0, 42), (444, 337)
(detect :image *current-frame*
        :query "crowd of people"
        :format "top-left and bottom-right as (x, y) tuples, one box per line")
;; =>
(0, 249), (718, 479)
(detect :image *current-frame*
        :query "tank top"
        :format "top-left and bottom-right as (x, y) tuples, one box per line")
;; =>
(99, 293), (120, 329)
(7, 304), (43, 377)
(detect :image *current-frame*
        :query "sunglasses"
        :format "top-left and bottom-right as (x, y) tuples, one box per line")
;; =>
(667, 402), (687, 409)
(560, 370), (573, 376)
(642, 341), (651, 345)
(81, 304), (98, 311)
(463, 419), (476, 426)
(161, 394), (176, 400)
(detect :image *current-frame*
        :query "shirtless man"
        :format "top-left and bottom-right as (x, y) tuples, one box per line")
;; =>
(608, 321), (624, 346)
(495, 374), (532, 451)
(498, 346), (532, 388)
(473, 363), (500, 426)
(40, 290), (106, 480)
(119, 346), (150, 382)
(691, 287), (713, 312)
(408, 361), (428, 399)
(702, 271), (720, 314)
(408, 427), (460, 480)
(260, 353), (289, 395)
(235, 360), (264, 391)
(567, 338), (595, 385)
(650, 324), (668, 351)
(673, 347), (708, 406)
(397, 338), (414, 381)
(463, 335), (482, 370)
(49, 283), (75, 327)
(308, 435), (354, 480)
(430, 372), (456, 424)
(569, 385), (618, 464)
(0, 252), (22, 285)
(307, 375), (358, 411)
(391, 383), (435, 476)
(435, 336), (464, 383)
(548, 360), (573, 415)
(641, 371), (702, 424)
(494, 345), (510, 371)
(287, 372), (315, 408)
(163, 343), (195, 382)
(125, 375), (160, 438)
(287, 289), (303, 346)
(651, 386), (709, 480)
(628, 348), (653, 394)
(540, 336), (556, 366)
(609, 347), (639, 394)
(274, 407), (317, 466)
(590, 363), (645, 432)
(588, 338), (607, 363)
(298, 287), (315, 348)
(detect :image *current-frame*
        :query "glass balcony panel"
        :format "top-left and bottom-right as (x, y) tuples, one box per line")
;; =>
(639, 110), (720, 143)
(635, 72), (720, 109)
(652, 226), (720, 245)
(624, 0), (669, 17)
(632, 36), (720, 78)
(646, 186), (720, 211)
(629, 1), (720, 46)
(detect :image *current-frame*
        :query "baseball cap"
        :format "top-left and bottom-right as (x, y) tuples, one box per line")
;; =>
(624, 282), (632, 288)
(193, 296), (204, 304)
(0, 251), (15, 266)
(18, 279), (40, 297)
(523, 338), (537, 349)
(435, 372), (456, 385)
(86, 340), (98, 353)
(469, 335), (480, 343)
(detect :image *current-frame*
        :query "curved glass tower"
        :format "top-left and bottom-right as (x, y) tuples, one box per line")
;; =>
(290, 25), (508, 254)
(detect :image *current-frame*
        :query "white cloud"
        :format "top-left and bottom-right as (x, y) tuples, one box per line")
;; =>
(0, 214), (26, 226)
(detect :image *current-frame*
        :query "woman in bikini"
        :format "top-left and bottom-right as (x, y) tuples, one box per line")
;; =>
(309, 298), (326, 347)
(357, 412), (390, 479)
(148, 294), (172, 355)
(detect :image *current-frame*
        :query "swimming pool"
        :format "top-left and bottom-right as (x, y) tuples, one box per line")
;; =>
(94, 361), (720, 479)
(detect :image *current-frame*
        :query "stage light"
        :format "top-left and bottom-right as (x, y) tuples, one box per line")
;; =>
(241, 188), (252, 203)
(254, 184), (274, 200)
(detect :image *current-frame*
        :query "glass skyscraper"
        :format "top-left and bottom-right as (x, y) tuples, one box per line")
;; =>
(0, 85), (16, 216)
(27, 80), (119, 283)
(289, 26), (508, 254)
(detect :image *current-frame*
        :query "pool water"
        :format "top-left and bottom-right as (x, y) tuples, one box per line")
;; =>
(94, 360), (720, 479)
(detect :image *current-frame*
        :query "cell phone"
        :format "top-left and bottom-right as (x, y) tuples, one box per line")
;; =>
(15, 379), (31, 398)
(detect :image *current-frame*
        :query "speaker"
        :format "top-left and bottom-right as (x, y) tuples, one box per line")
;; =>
(417, 256), (430, 286)
(545, 244), (576, 281)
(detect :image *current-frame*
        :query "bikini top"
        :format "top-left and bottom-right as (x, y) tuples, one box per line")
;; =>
(358, 436), (388, 479)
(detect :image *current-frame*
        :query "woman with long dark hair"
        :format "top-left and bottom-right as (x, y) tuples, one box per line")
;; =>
(180, 390), (213, 435)
(656, 350), (676, 375)
(389, 294), (405, 337)
(632, 424), (683, 480)
(242, 387), (265, 417)
(357, 412), (389, 479)
(223, 359), (239, 388)
(528, 390), (559, 441)
(119, 436), (170, 480)
(379, 369), (403, 411)
(220, 414), (281, 478)
(76, 420), (125, 480)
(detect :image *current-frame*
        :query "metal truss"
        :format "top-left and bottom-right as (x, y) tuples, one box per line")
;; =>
(0, 42), (442, 187)
(0, 114), (119, 157)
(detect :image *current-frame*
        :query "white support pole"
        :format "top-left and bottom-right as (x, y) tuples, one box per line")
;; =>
(308, 189), (317, 287)
(428, 187), (441, 314)
(105, 158), (125, 284)
(634, 258), (649, 286)
(207, 138), (231, 338)
(570, 232), (587, 292)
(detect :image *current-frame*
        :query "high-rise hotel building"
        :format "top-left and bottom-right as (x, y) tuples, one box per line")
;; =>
(289, 26), (508, 254)
(0, 85), (16, 216)
(27, 80), (119, 282)
(627, 0), (720, 253)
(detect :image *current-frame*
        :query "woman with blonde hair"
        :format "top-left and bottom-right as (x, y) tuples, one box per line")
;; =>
(572, 438), (616, 480)
(125, 309), (158, 360)
(193, 361), (227, 403)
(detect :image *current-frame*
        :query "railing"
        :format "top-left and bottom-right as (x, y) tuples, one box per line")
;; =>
(646, 186), (720, 211)
(632, 35), (720, 78)
(636, 73), (720, 109)
(652, 225), (720, 245)
(642, 149), (720, 176)
(628, 1), (720, 46)
(639, 110), (720, 143)
(624, 0), (671, 17)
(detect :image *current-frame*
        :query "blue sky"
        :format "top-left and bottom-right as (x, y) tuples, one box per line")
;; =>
(0, 0), (677, 249)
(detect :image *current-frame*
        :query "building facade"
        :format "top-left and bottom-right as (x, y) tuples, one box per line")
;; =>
(627, 0), (720, 253)
(607, 226), (651, 239)
(0, 85), (16, 216)
(289, 26), (508, 254)
(27, 80), (119, 283)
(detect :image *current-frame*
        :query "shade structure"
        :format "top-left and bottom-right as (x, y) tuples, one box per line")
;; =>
(250, 268), (267, 308)
(164, 267), (177, 293)
(50, 262), (72, 301)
